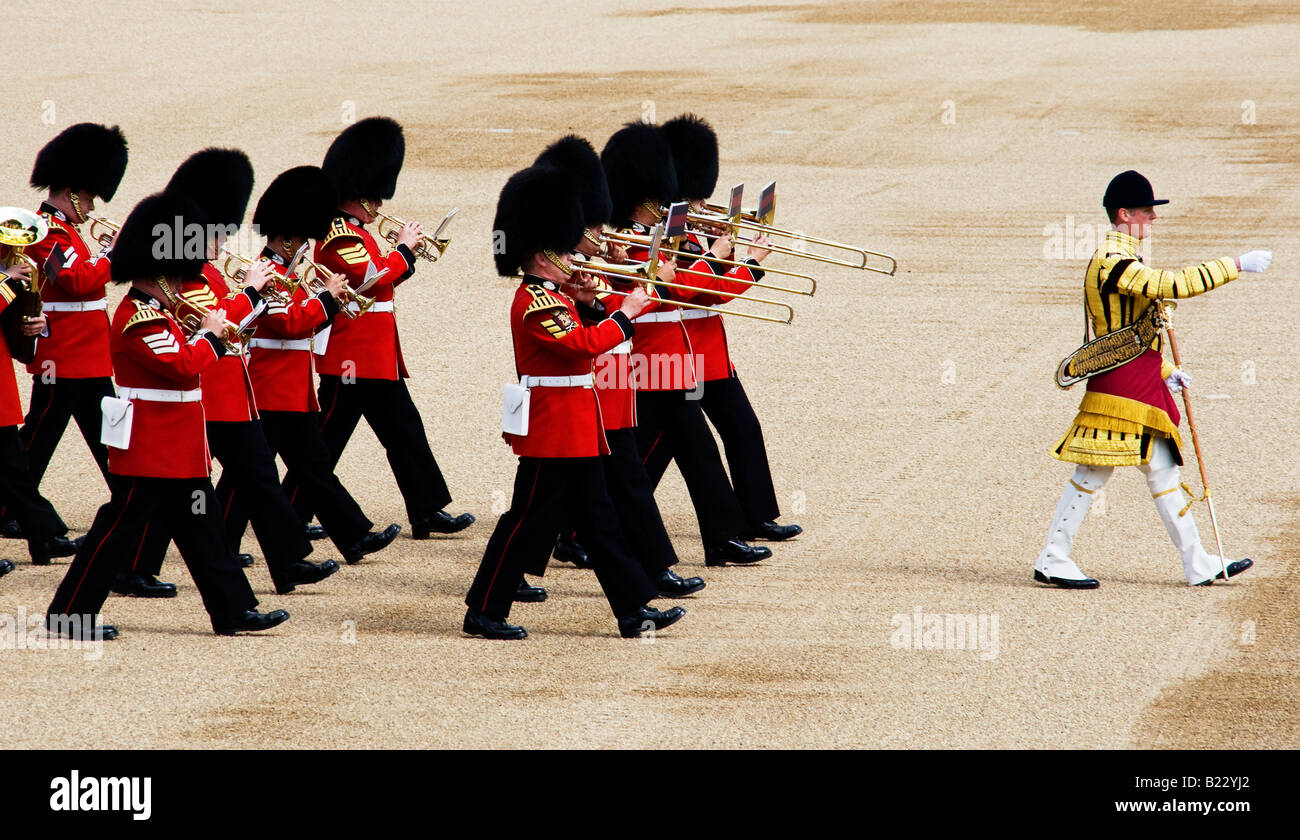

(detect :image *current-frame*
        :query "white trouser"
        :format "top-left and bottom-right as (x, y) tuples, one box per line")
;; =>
(1035, 439), (1228, 585)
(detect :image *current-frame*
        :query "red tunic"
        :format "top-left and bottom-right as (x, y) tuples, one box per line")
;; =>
(247, 251), (337, 413)
(618, 223), (698, 393)
(26, 204), (113, 378)
(313, 215), (415, 380)
(0, 278), (28, 426)
(674, 230), (759, 382)
(507, 278), (632, 458)
(108, 290), (226, 479)
(176, 264), (261, 422)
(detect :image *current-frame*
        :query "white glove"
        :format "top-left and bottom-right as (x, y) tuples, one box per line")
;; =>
(1165, 369), (1191, 395)
(1237, 250), (1272, 273)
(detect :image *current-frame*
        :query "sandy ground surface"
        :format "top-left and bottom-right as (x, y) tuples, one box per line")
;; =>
(1, 0), (1297, 748)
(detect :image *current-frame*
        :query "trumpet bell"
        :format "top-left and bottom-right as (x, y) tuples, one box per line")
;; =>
(0, 206), (49, 249)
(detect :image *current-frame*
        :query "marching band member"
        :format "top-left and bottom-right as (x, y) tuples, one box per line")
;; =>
(282, 117), (474, 541)
(600, 121), (769, 567)
(650, 114), (802, 543)
(46, 192), (289, 639)
(225, 165), (400, 567)
(1035, 170), (1269, 588)
(0, 254), (69, 573)
(123, 149), (340, 597)
(463, 164), (684, 639)
(532, 135), (704, 597)
(0, 124), (128, 545)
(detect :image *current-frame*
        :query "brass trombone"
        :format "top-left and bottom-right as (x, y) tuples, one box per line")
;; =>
(86, 215), (121, 249)
(374, 207), (457, 263)
(601, 229), (817, 296)
(688, 184), (896, 275)
(216, 249), (293, 304)
(571, 255), (794, 325)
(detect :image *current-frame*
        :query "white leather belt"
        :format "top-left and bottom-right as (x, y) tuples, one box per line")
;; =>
(346, 300), (394, 314)
(520, 374), (594, 388)
(632, 311), (682, 324)
(606, 340), (632, 355)
(249, 337), (311, 351)
(42, 300), (107, 312)
(119, 387), (202, 403)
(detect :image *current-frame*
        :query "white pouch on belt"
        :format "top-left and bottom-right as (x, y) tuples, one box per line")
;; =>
(501, 382), (530, 436)
(100, 396), (134, 449)
(312, 325), (331, 355)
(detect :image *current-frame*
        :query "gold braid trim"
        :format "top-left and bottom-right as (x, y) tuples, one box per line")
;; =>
(1076, 391), (1182, 445)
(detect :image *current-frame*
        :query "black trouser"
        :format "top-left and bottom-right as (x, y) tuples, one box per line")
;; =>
(642, 374), (781, 528)
(559, 429), (676, 577)
(227, 410), (372, 557)
(283, 375), (452, 526)
(633, 389), (747, 547)
(0, 376), (113, 523)
(467, 456), (656, 621)
(20, 376), (113, 485)
(0, 425), (67, 553)
(133, 420), (311, 592)
(47, 474), (257, 627)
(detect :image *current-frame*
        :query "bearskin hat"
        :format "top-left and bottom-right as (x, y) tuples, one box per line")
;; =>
(492, 166), (585, 277)
(601, 122), (677, 225)
(252, 166), (338, 242)
(322, 117), (405, 202)
(535, 135), (612, 227)
(661, 114), (719, 201)
(30, 123), (129, 201)
(165, 148), (254, 230)
(110, 191), (209, 284)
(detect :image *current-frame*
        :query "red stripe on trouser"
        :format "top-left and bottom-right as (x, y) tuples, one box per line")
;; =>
(480, 464), (541, 614)
(23, 385), (56, 452)
(131, 521), (150, 572)
(62, 480), (138, 610)
(641, 431), (665, 467)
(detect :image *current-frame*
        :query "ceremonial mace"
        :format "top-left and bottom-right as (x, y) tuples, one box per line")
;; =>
(1161, 301), (1231, 582)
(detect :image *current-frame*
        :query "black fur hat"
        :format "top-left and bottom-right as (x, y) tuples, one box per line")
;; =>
(601, 122), (678, 224)
(535, 135), (612, 227)
(110, 191), (209, 284)
(165, 148), (254, 230)
(30, 123), (129, 201)
(492, 166), (585, 277)
(661, 114), (719, 201)
(322, 117), (405, 202)
(252, 166), (338, 241)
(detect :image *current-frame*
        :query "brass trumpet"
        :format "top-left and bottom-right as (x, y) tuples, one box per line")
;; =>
(86, 215), (121, 249)
(155, 277), (252, 353)
(374, 207), (457, 263)
(292, 256), (376, 319)
(216, 249), (293, 304)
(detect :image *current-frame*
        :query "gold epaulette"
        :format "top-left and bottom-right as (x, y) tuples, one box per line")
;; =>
(322, 217), (362, 247)
(123, 302), (166, 331)
(522, 284), (571, 319)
